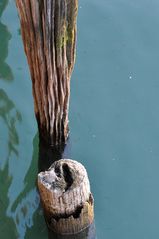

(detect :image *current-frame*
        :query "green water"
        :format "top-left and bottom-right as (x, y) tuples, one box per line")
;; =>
(1, 0), (159, 238)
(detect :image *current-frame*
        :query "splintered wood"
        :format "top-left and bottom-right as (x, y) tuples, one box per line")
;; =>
(38, 159), (94, 235)
(16, 0), (78, 145)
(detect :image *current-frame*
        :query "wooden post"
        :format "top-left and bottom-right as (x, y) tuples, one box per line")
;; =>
(48, 222), (96, 239)
(16, 0), (78, 145)
(38, 159), (94, 235)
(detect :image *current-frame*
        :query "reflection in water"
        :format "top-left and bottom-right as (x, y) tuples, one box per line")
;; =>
(38, 140), (66, 172)
(0, 0), (13, 81)
(0, 161), (18, 237)
(0, 89), (39, 238)
(7, 134), (40, 239)
(0, 89), (21, 168)
(10, 134), (39, 212)
(0, 89), (21, 237)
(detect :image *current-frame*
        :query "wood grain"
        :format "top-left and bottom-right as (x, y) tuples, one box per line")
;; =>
(38, 159), (94, 235)
(16, 0), (78, 145)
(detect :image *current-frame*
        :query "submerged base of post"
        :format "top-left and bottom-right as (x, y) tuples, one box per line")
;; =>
(38, 159), (94, 235)
(48, 221), (96, 239)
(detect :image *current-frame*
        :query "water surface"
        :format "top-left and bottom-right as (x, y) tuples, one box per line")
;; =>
(1, 0), (159, 238)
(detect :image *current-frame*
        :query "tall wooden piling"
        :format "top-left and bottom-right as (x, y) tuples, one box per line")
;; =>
(16, 0), (78, 145)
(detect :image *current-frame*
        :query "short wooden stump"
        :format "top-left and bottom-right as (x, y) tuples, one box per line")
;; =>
(38, 159), (94, 235)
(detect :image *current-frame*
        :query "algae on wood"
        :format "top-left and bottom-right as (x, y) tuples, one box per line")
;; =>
(16, 0), (78, 145)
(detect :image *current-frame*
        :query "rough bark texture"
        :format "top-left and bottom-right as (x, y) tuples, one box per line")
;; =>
(16, 0), (78, 145)
(38, 159), (94, 235)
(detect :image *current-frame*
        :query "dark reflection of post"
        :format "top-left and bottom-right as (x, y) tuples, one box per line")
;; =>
(0, 0), (13, 81)
(38, 136), (73, 172)
(38, 139), (96, 239)
(38, 140), (66, 172)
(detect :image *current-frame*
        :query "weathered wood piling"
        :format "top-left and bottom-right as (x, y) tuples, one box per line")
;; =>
(38, 159), (94, 235)
(16, 1), (95, 236)
(16, 0), (78, 145)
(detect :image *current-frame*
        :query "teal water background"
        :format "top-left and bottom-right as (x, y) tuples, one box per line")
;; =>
(1, 0), (159, 238)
